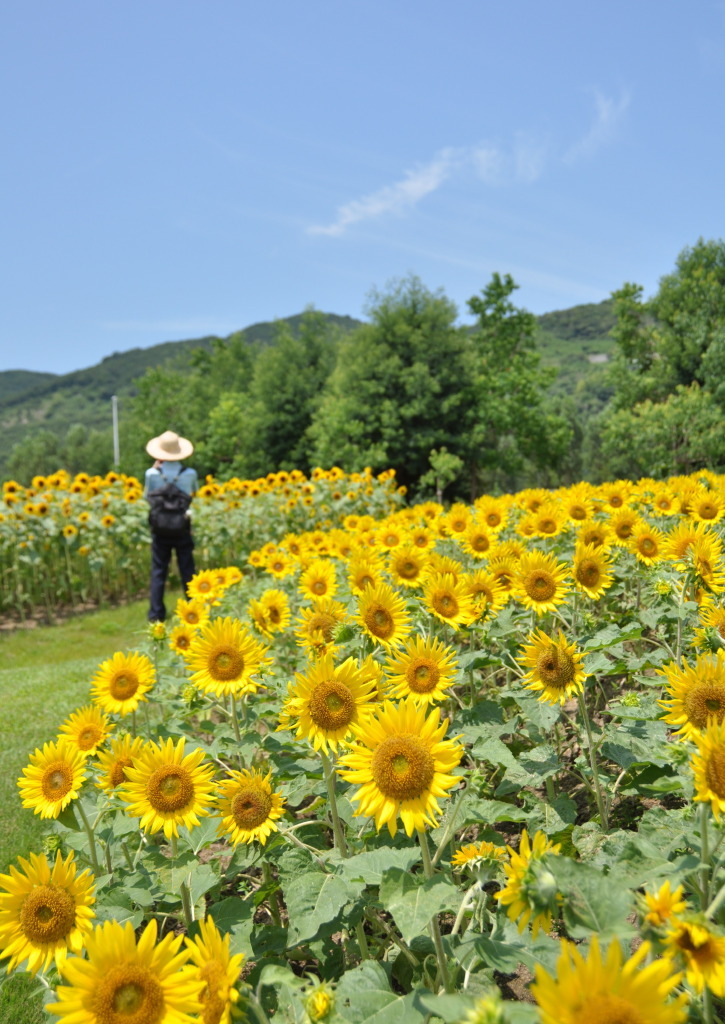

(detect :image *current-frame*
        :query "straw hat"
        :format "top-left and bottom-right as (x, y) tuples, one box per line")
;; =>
(145, 430), (194, 461)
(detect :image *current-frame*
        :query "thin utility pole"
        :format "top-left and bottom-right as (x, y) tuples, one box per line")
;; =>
(111, 395), (120, 466)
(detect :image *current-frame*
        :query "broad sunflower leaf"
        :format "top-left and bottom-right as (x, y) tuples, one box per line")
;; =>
(208, 897), (254, 954)
(380, 867), (458, 944)
(548, 858), (635, 940)
(334, 961), (427, 1024)
(458, 796), (528, 826)
(285, 870), (362, 945)
(334, 846), (421, 886)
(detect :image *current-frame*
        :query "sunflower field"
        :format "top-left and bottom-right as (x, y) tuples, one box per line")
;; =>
(3, 469), (725, 1023)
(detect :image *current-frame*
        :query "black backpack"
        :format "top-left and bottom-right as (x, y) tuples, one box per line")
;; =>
(147, 466), (193, 538)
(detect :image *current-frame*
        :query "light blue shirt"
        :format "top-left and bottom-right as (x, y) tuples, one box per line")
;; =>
(144, 461), (199, 498)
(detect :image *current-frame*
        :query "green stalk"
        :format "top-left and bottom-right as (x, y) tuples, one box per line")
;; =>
(170, 835), (194, 930)
(577, 691), (609, 831)
(262, 862), (282, 927)
(75, 801), (101, 875)
(700, 803), (711, 911)
(418, 829), (452, 993)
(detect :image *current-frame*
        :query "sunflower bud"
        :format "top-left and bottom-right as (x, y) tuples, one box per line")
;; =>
(305, 983), (335, 1021)
(522, 859), (560, 916)
(332, 622), (357, 644)
(654, 579), (673, 596)
(147, 621), (167, 642)
(700, 626), (725, 654)
(458, 993), (509, 1024)
(181, 684), (200, 707)
(41, 834), (62, 855)
(622, 692), (641, 707)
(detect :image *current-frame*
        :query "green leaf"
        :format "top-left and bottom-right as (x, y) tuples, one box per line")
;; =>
(334, 961), (427, 1024)
(380, 868), (458, 944)
(93, 904), (144, 928)
(335, 847), (421, 886)
(178, 816), (220, 853)
(285, 870), (361, 946)
(549, 858), (635, 940)
(208, 897), (255, 954)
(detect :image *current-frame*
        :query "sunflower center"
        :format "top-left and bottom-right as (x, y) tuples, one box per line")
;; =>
(146, 765), (194, 812)
(397, 560), (420, 580)
(638, 537), (657, 556)
(93, 964), (165, 1024)
(370, 735), (435, 800)
(312, 581), (328, 595)
(110, 757), (134, 788)
(19, 885), (76, 943)
(200, 960), (227, 1024)
(186, 610), (200, 624)
(526, 573), (556, 602)
(364, 606), (394, 641)
(704, 748), (725, 799)
(615, 521), (633, 539)
(231, 787), (273, 829)
(699, 503), (717, 519)
(536, 647), (575, 688)
(576, 560), (601, 588)
(570, 504), (587, 520)
(268, 607), (281, 624)
(307, 612), (336, 641)
(78, 725), (102, 750)
(208, 645), (244, 681)
(176, 634), (191, 650)
(406, 659), (441, 694)
(486, 513), (501, 528)
(110, 673), (139, 700)
(683, 684), (725, 729)
(538, 518), (557, 535)
(309, 680), (356, 731)
(433, 593), (458, 617)
(572, 993), (644, 1024)
(470, 533), (490, 552)
(41, 762), (73, 801)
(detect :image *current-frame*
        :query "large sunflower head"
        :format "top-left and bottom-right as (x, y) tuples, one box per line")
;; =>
(383, 635), (459, 704)
(357, 583), (412, 648)
(627, 522), (664, 566)
(659, 652), (725, 741)
(216, 767), (286, 846)
(458, 520), (494, 560)
(186, 617), (271, 698)
(518, 629), (587, 705)
(58, 704), (113, 758)
(663, 916), (725, 997)
(336, 697), (464, 837)
(423, 572), (475, 629)
(119, 737), (217, 840)
(49, 918), (203, 1023)
(175, 597), (211, 629)
(512, 550), (570, 615)
(0, 850), (95, 974)
(532, 935), (688, 1024)
(299, 560), (338, 602)
(185, 917), (245, 1024)
(91, 651), (156, 717)
(278, 655), (378, 753)
(18, 739), (87, 819)
(572, 542), (614, 600)
(691, 716), (725, 820)
(95, 733), (145, 794)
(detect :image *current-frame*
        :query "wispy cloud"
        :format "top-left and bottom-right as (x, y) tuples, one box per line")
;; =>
(308, 148), (459, 236)
(564, 89), (630, 163)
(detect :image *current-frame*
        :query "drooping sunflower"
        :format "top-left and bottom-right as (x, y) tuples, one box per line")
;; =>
(18, 739), (87, 819)
(186, 617), (271, 698)
(299, 560), (338, 602)
(357, 582), (412, 648)
(693, 603), (725, 652)
(572, 542), (614, 600)
(691, 717), (725, 819)
(388, 545), (428, 588)
(494, 829), (561, 938)
(518, 630), (587, 705)
(531, 935), (688, 1024)
(0, 850), (95, 974)
(451, 841), (507, 869)
(659, 652), (725, 741)
(185, 917), (244, 1024)
(278, 655), (378, 753)
(423, 572), (475, 629)
(90, 650), (156, 716)
(383, 635), (459, 704)
(690, 531), (725, 594)
(57, 705), (113, 758)
(216, 767), (286, 845)
(119, 737), (216, 840)
(512, 550), (570, 615)
(48, 918), (202, 1023)
(295, 598), (349, 656)
(169, 623), (197, 657)
(664, 917), (725, 997)
(95, 734), (145, 794)
(336, 697), (464, 837)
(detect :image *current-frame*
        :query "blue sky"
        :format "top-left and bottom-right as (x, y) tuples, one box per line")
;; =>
(3, 2), (725, 374)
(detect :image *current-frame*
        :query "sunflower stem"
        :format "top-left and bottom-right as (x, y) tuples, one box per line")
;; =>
(170, 835), (194, 931)
(703, 987), (714, 1024)
(262, 862), (283, 927)
(700, 803), (711, 911)
(230, 696), (245, 770)
(121, 840), (135, 871)
(418, 829), (453, 994)
(577, 691), (609, 831)
(75, 800), (101, 875)
(321, 751), (349, 857)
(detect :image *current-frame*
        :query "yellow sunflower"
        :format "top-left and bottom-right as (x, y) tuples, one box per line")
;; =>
(512, 550), (570, 615)
(494, 829), (561, 937)
(690, 531), (725, 594)
(383, 635), (459, 704)
(175, 598), (211, 630)
(278, 655), (378, 753)
(119, 737), (216, 840)
(90, 650), (155, 716)
(518, 630), (588, 705)
(664, 917), (725, 997)
(216, 768), (286, 846)
(693, 603), (725, 652)
(357, 582), (412, 648)
(576, 518), (614, 550)
(598, 480), (634, 511)
(463, 569), (507, 620)
(689, 487), (725, 524)
(185, 917), (244, 1024)
(187, 568), (225, 604)
(49, 918), (202, 1023)
(659, 653), (725, 741)
(0, 850), (95, 974)
(474, 496), (508, 532)
(665, 520), (711, 565)
(691, 717), (725, 819)
(347, 554), (385, 596)
(561, 483), (595, 523)
(458, 521), (494, 559)
(18, 739), (87, 819)
(651, 486), (680, 516)
(186, 617), (271, 698)
(451, 841), (507, 869)
(336, 697), (464, 837)
(95, 734), (145, 794)
(532, 935), (688, 1024)
(572, 542), (614, 600)
(57, 705), (113, 758)
(259, 589), (290, 632)
(299, 559), (338, 601)
(169, 623), (197, 657)
(388, 545), (428, 588)
(642, 880), (687, 929)
(423, 572), (475, 629)
(295, 598), (349, 656)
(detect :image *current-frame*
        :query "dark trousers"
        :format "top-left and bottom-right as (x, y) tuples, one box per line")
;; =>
(149, 529), (195, 622)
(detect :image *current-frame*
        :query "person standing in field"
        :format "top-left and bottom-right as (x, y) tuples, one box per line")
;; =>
(144, 430), (199, 622)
